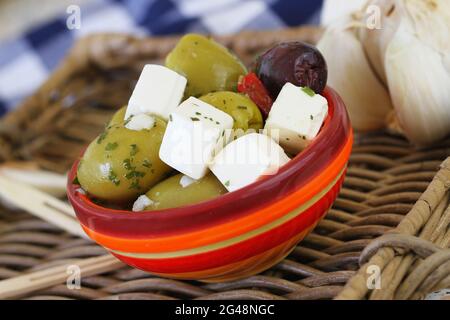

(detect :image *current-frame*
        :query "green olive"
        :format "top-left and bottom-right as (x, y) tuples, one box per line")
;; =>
(144, 173), (227, 210)
(77, 117), (171, 203)
(199, 91), (263, 131)
(165, 34), (247, 98)
(108, 106), (127, 126)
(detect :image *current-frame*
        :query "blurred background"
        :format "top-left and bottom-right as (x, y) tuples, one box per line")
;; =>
(0, 0), (331, 116)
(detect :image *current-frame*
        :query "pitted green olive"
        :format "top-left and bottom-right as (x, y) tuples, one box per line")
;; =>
(108, 106), (127, 126)
(165, 34), (247, 98)
(77, 117), (171, 203)
(199, 91), (263, 131)
(144, 173), (227, 210)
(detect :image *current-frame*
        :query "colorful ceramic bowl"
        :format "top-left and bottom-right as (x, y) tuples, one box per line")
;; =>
(67, 87), (353, 282)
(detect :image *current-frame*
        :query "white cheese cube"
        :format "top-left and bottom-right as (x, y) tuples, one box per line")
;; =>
(264, 82), (328, 154)
(159, 97), (234, 180)
(125, 64), (187, 121)
(209, 133), (290, 192)
(125, 114), (155, 131)
(179, 175), (196, 188)
(132, 195), (153, 212)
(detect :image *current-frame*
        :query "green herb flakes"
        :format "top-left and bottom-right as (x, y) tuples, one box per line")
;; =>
(124, 117), (132, 126)
(123, 158), (134, 171)
(125, 170), (145, 179)
(129, 180), (141, 190)
(302, 87), (315, 97)
(108, 169), (120, 186)
(130, 144), (139, 156)
(105, 142), (118, 151)
(143, 159), (152, 168)
(72, 175), (80, 185)
(97, 131), (108, 144)
(191, 117), (200, 121)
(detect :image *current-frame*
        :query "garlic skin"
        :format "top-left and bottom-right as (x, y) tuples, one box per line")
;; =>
(319, 0), (450, 145)
(385, 20), (450, 145)
(317, 17), (393, 131)
(372, 0), (450, 145)
(360, 0), (450, 84)
(403, 0), (450, 55)
(321, 0), (368, 25)
(358, 0), (402, 84)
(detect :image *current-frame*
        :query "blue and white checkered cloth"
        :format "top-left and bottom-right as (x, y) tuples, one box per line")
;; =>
(0, 0), (323, 116)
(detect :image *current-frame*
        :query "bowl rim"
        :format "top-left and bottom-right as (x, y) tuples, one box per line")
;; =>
(67, 86), (352, 235)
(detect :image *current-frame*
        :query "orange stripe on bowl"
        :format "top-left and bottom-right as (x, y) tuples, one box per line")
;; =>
(106, 169), (341, 259)
(115, 224), (315, 281)
(82, 131), (352, 253)
(82, 169), (339, 257)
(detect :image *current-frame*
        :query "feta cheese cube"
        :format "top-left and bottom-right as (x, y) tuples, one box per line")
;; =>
(132, 195), (153, 212)
(125, 114), (155, 131)
(159, 97), (234, 180)
(179, 175), (196, 188)
(125, 64), (187, 121)
(209, 133), (290, 192)
(264, 82), (328, 154)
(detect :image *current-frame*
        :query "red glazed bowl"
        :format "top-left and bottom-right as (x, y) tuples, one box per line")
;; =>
(67, 87), (352, 282)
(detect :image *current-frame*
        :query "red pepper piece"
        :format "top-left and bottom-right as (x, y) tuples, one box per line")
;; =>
(238, 73), (273, 118)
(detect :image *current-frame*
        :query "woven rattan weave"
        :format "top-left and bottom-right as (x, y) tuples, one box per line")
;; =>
(0, 27), (448, 300)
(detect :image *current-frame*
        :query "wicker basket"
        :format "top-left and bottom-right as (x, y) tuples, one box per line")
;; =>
(0, 26), (449, 300)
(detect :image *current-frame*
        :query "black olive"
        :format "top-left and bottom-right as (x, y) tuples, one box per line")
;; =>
(254, 41), (327, 98)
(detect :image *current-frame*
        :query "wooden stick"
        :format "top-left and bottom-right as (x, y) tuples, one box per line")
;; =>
(0, 162), (67, 197)
(0, 174), (85, 238)
(0, 170), (126, 299)
(0, 254), (123, 299)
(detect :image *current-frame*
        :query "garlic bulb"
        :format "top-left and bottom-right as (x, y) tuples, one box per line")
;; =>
(384, 18), (450, 145)
(317, 17), (393, 131)
(358, 0), (402, 84)
(321, 0), (368, 25)
(366, 0), (450, 145)
(319, 0), (450, 145)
